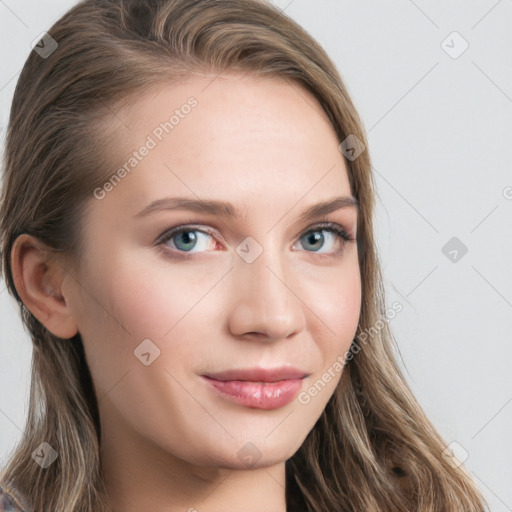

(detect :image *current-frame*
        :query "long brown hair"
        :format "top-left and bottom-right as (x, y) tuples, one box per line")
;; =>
(0, 1), (488, 510)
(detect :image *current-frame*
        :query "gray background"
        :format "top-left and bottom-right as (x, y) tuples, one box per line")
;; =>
(1, 1), (511, 510)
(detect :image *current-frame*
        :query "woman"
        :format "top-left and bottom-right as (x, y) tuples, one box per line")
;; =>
(0, 0), (488, 510)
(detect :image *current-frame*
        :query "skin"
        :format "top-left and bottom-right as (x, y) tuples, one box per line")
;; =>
(12, 73), (361, 512)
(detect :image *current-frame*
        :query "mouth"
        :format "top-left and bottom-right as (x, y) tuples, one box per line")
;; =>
(201, 366), (309, 410)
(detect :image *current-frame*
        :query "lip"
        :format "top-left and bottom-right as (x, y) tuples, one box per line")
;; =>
(201, 366), (309, 410)
(202, 366), (309, 382)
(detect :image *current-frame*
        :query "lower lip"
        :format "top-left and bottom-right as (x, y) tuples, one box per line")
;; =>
(202, 376), (304, 410)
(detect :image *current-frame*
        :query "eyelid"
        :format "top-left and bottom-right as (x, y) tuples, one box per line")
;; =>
(155, 224), (218, 246)
(303, 219), (355, 240)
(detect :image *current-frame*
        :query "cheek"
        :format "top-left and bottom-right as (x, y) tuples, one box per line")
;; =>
(77, 257), (228, 384)
(100, 257), (226, 341)
(297, 266), (361, 410)
(307, 259), (362, 348)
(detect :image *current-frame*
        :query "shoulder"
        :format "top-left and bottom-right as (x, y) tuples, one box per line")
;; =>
(0, 486), (28, 512)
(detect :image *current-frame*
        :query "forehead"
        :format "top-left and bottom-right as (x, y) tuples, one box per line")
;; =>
(95, 73), (352, 219)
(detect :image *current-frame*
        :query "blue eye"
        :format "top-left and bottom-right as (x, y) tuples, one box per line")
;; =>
(298, 225), (351, 253)
(157, 222), (352, 257)
(159, 227), (216, 253)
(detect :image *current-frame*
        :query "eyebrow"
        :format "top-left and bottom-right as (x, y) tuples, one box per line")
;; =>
(134, 195), (359, 223)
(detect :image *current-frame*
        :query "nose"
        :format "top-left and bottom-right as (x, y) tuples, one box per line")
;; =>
(226, 243), (306, 343)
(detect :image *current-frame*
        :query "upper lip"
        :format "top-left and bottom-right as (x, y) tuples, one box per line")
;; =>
(202, 366), (309, 382)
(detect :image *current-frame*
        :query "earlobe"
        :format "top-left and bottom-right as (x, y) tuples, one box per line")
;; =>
(10, 234), (79, 339)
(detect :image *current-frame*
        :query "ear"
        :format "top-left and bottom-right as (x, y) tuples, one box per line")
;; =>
(10, 234), (79, 339)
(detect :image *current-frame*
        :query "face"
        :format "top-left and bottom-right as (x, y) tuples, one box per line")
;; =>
(63, 73), (361, 470)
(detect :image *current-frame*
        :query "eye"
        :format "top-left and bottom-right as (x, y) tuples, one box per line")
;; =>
(156, 222), (353, 257)
(157, 226), (219, 254)
(294, 223), (352, 255)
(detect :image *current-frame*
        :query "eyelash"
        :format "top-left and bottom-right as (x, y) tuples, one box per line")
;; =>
(156, 221), (354, 258)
